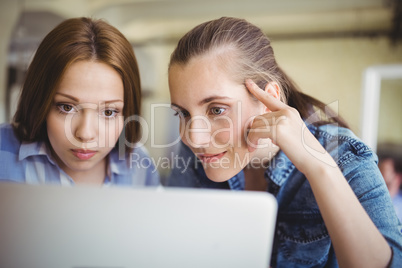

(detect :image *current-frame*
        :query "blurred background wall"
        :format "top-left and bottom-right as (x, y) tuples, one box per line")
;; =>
(1, 0), (401, 179)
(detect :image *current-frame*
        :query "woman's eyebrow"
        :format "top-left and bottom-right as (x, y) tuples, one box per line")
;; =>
(104, 99), (124, 104)
(171, 96), (232, 109)
(54, 92), (79, 102)
(54, 93), (123, 104)
(170, 103), (184, 110)
(198, 95), (232, 106)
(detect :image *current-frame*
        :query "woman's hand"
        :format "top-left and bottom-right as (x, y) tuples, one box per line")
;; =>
(245, 79), (335, 177)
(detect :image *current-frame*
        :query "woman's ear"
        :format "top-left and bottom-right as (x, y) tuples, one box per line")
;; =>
(263, 82), (281, 112)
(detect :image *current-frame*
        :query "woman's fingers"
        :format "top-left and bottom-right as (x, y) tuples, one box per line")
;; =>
(247, 126), (273, 152)
(245, 79), (304, 154)
(245, 79), (287, 111)
(246, 114), (283, 152)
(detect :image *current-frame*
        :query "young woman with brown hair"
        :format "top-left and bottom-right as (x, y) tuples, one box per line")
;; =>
(0, 17), (159, 186)
(167, 17), (402, 267)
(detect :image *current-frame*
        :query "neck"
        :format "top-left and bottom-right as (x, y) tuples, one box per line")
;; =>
(243, 165), (267, 191)
(243, 144), (279, 191)
(70, 162), (107, 186)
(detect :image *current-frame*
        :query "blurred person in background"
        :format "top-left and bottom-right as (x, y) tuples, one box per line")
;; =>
(0, 17), (159, 186)
(379, 156), (402, 221)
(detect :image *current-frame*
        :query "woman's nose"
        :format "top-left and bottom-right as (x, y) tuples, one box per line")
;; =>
(186, 116), (211, 148)
(74, 110), (97, 143)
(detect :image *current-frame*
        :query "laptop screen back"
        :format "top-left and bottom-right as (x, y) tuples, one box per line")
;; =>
(0, 183), (277, 268)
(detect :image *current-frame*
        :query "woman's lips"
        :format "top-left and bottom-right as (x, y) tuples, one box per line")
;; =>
(197, 152), (226, 163)
(71, 149), (97, 160)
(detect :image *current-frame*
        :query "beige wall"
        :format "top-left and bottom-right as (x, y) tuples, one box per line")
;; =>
(378, 79), (402, 145)
(0, 1), (19, 123)
(272, 37), (402, 134)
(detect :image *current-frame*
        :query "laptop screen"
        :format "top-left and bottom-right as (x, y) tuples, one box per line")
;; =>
(0, 183), (277, 268)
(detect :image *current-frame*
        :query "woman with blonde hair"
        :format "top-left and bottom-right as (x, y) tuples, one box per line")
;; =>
(167, 17), (402, 267)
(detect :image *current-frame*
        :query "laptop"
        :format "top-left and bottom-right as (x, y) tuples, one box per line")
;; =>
(0, 182), (277, 268)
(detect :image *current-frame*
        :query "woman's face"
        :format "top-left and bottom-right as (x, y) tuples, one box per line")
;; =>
(46, 60), (124, 179)
(169, 55), (267, 182)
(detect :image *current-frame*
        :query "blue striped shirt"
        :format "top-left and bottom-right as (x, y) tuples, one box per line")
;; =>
(0, 124), (159, 187)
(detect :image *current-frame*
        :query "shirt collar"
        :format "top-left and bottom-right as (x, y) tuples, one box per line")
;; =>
(227, 150), (296, 190)
(19, 141), (57, 165)
(265, 123), (318, 187)
(265, 150), (295, 187)
(108, 147), (130, 176)
(19, 141), (124, 184)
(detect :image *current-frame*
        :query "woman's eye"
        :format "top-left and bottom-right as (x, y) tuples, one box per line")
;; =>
(173, 110), (190, 118)
(57, 104), (76, 113)
(210, 107), (225, 115)
(102, 109), (117, 118)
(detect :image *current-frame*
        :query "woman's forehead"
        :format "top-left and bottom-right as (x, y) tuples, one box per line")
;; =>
(55, 61), (124, 103)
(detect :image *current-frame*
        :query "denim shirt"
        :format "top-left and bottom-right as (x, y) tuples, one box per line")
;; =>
(0, 124), (160, 187)
(166, 124), (402, 267)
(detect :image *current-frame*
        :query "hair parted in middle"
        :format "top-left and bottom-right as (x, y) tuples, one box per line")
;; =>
(13, 17), (142, 152)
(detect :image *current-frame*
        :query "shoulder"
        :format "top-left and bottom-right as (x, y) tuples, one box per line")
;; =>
(310, 124), (388, 199)
(130, 145), (160, 186)
(1, 124), (64, 184)
(0, 124), (21, 154)
(109, 145), (160, 186)
(0, 124), (26, 182)
(309, 124), (386, 192)
(165, 141), (203, 187)
(126, 145), (158, 171)
(109, 145), (153, 166)
(310, 124), (377, 168)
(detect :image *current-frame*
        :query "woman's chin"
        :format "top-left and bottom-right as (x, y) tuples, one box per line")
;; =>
(204, 167), (242, 183)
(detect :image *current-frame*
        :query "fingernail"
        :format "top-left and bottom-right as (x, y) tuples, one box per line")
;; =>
(248, 146), (255, 153)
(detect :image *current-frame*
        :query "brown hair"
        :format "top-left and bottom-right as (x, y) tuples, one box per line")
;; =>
(13, 17), (142, 152)
(169, 17), (348, 128)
